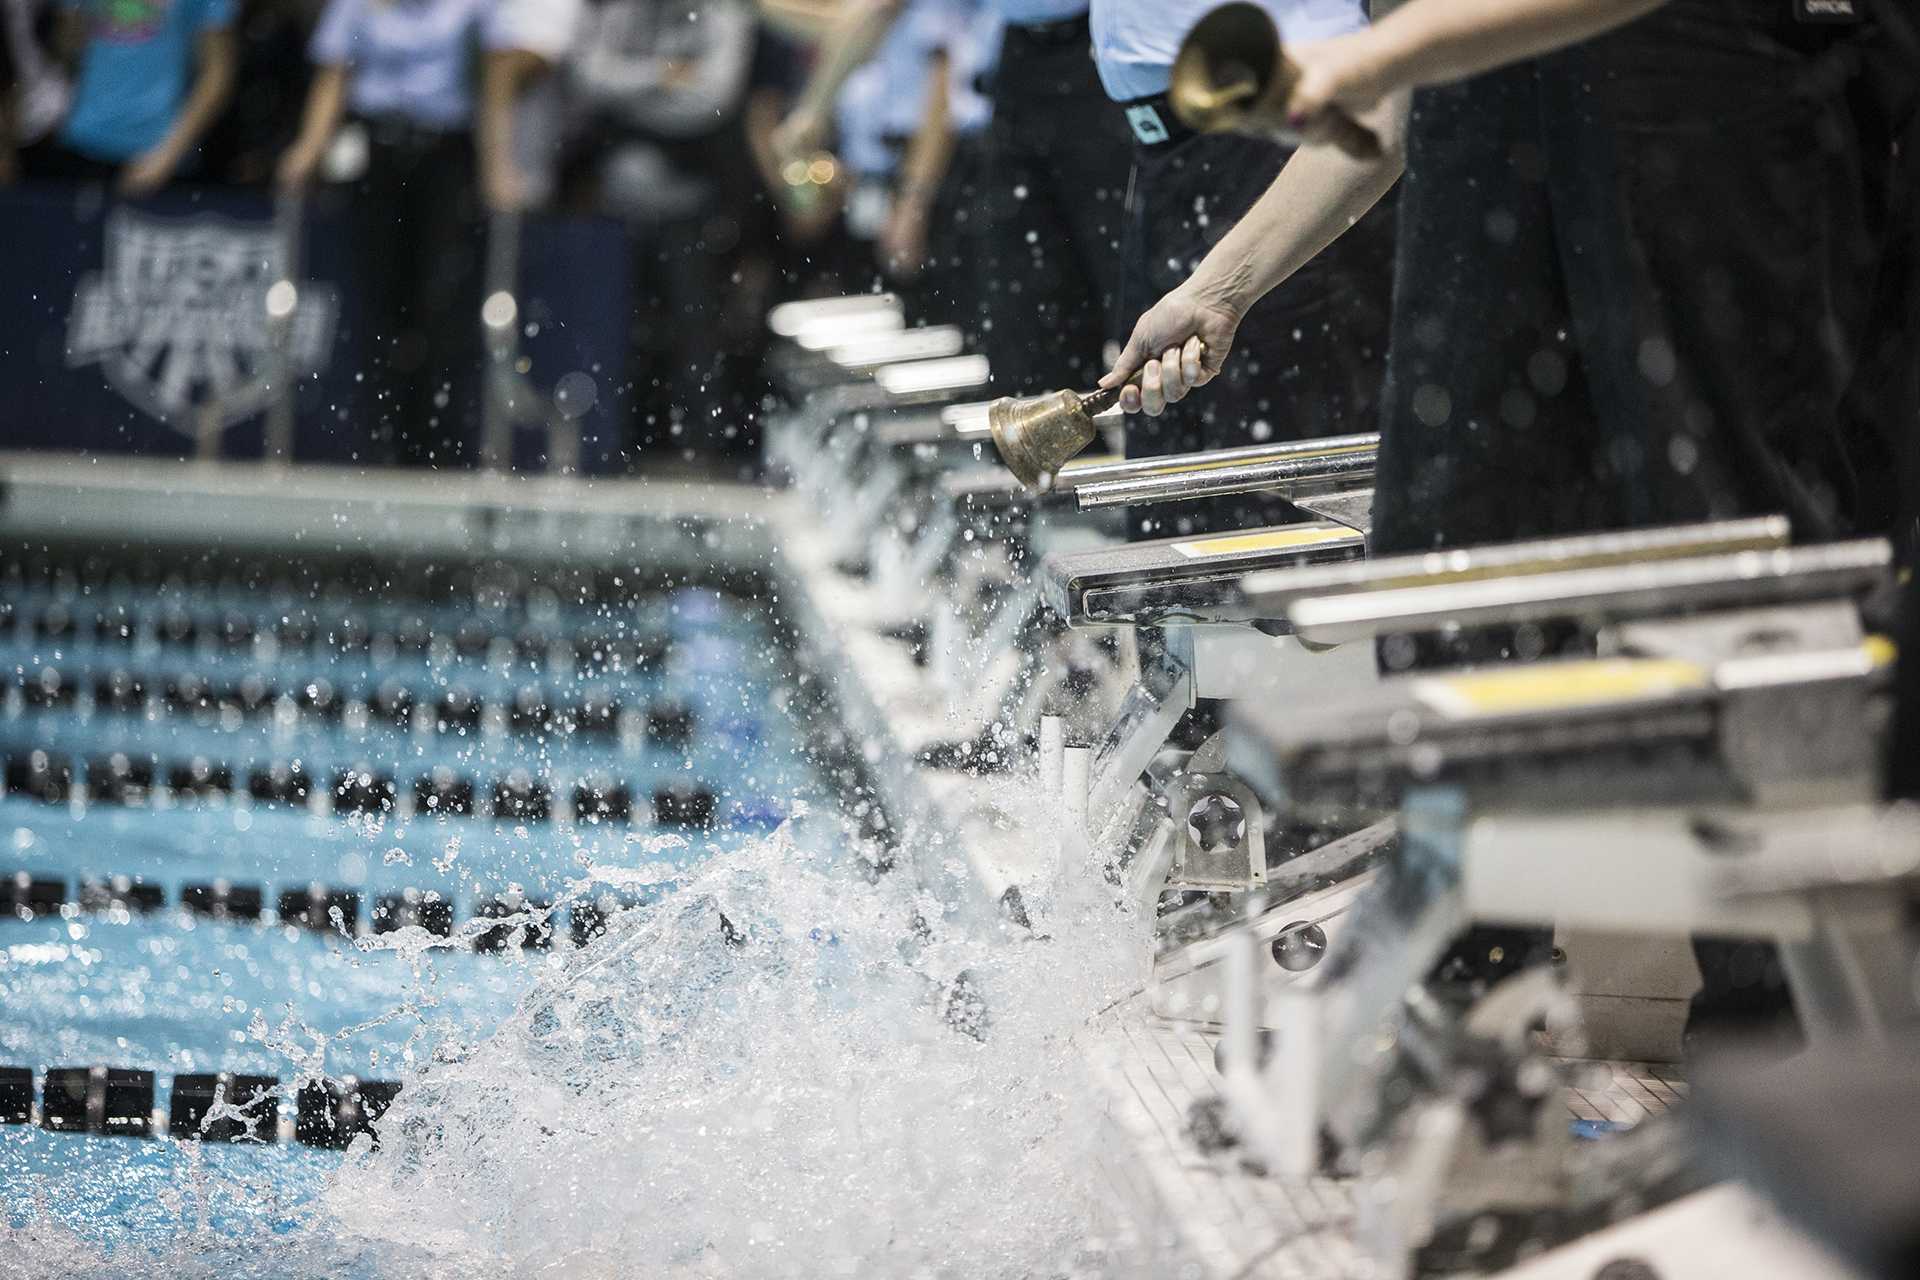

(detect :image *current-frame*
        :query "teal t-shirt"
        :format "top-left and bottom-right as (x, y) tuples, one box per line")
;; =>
(59, 0), (236, 162)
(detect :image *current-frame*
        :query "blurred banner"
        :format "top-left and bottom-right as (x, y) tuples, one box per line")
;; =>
(0, 183), (630, 474)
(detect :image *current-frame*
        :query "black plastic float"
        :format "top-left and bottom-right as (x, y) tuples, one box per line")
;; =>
(170, 1072), (278, 1142)
(7, 871), (65, 921)
(295, 1077), (401, 1149)
(0, 1066), (403, 1146)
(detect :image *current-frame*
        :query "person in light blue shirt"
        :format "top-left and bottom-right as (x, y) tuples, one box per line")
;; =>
(278, 0), (538, 468)
(305, 0), (491, 129)
(777, 0), (1130, 391)
(966, 0), (1136, 396)
(1085, 0), (1394, 542)
(775, 0), (996, 318)
(48, 0), (238, 192)
(1088, 0), (1362, 103)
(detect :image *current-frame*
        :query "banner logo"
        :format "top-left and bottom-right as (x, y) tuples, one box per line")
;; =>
(68, 209), (336, 433)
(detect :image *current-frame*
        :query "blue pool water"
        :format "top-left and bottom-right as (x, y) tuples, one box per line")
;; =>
(1, 554), (1148, 1278)
(0, 565), (844, 1256)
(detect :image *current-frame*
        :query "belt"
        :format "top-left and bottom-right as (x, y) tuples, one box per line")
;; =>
(1114, 92), (1196, 150)
(1008, 13), (1091, 45)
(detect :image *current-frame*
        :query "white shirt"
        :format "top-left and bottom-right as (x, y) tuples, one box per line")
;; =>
(492, 0), (582, 60)
(1088, 0), (1366, 103)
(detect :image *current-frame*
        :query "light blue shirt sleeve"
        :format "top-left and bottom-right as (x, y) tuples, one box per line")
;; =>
(1090, 0), (1367, 103)
(989, 0), (1087, 26)
(309, 0), (363, 67)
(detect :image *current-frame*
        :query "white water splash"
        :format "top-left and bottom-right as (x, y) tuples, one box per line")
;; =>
(5, 817), (1152, 1279)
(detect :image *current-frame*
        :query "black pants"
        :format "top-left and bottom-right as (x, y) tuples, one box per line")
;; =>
(890, 131), (990, 343)
(1374, 0), (1920, 1043)
(1119, 128), (1395, 537)
(353, 120), (484, 468)
(977, 18), (1134, 397)
(1373, 0), (1918, 558)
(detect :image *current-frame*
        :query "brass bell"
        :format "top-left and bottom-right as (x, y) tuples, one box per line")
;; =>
(1170, 3), (1380, 158)
(986, 387), (1116, 491)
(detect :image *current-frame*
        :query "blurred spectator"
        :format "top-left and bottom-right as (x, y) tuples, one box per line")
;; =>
(279, 0), (550, 466)
(1, 0), (70, 182)
(771, 0), (997, 328)
(198, 0), (320, 187)
(26, 0), (237, 194)
(563, 0), (760, 457)
(743, 22), (863, 302)
(478, 0), (580, 210)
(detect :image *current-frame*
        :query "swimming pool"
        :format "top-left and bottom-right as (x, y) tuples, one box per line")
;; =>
(0, 536), (844, 1252)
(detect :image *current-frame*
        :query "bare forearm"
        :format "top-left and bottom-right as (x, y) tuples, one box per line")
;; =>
(1357, 0), (1666, 97)
(791, 0), (904, 126)
(1188, 94), (1408, 316)
(478, 50), (533, 178)
(153, 31), (236, 158)
(292, 65), (348, 152)
(755, 0), (843, 41)
(895, 55), (953, 211)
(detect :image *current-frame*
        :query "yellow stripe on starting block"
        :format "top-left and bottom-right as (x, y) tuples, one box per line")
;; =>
(1170, 525), (1358, 560)
(1415, 657), (1709, 720)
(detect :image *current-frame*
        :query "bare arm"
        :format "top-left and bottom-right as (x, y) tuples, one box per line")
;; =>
(879, 48), (953, 277)
(1103, 91), (1409, 409)
(772, 0), (906, 159)
(755, 0), (844, 42)
(120, 27), (237, 194)
(1286, 0), (1667, 145)
(277, 64), (348, 191)
(478, 48), (549, 212)
(1109, 0), (1671, 414)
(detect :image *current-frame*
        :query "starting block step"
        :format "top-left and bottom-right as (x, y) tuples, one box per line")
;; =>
(1043, 522), (1365, 626)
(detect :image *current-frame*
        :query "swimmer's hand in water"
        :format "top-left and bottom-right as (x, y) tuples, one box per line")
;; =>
(1100, 286), (1241, 417)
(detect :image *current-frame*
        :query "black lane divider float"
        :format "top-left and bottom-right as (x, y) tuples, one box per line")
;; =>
(0, 1063), (402, 1148)
(7, 666), (697, 750)
(3, 600), (675, 676)
(2, 748), (721, 830)
(9, 870), (619, 950)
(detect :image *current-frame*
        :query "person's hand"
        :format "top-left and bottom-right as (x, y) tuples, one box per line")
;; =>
(878, 193), (930, 279)
(1100, 285), (1243, 416)
(770, 105), (828, 170)
(119, 143), (182, 197)
(276, 139), (324, 194)
(1284, 32), (1393, 158)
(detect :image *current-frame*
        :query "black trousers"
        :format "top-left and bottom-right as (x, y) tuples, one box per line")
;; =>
(889, 131), (990, 343)
(976, 18), (1134, 397)
(353, 121), (485, 468)
(1373, 0), (1920, 1043)
(1118, 128), (1395, 537)
(1372, 0), (1919, 558)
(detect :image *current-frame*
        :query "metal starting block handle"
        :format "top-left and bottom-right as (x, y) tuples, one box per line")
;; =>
(1288, 538), (1890, 644)
(1236, 516), (1793, 625)
(937, 433), (1378, 516)
(1073, 436), (1377, 509)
